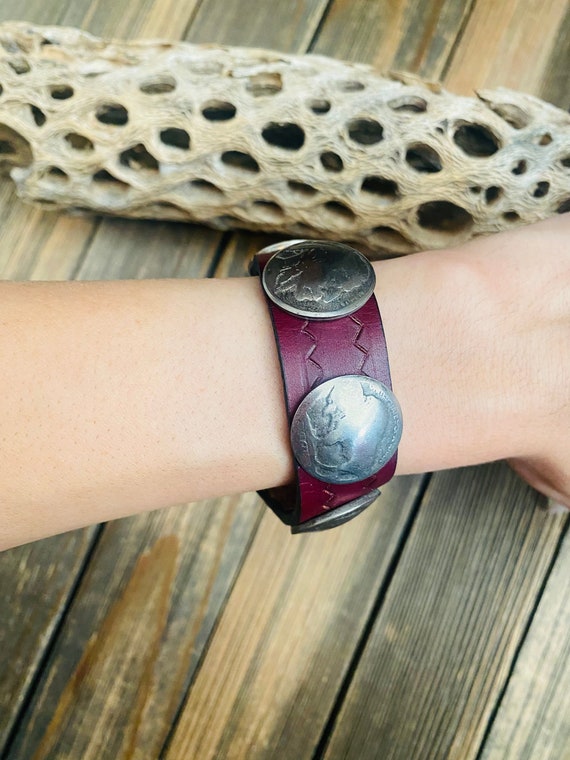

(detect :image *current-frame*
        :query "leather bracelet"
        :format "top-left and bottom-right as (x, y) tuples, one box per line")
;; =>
(249, 240), (402, 533)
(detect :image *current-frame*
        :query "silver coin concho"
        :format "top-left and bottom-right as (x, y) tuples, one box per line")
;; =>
(290, 375), (403, 484)
(261, 241), (376, 319)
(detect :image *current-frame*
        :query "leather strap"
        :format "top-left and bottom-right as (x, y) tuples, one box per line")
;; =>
(251, 251), (398, 527)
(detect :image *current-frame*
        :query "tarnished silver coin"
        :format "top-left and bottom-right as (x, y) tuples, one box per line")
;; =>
(291, 489), (381, 533)
(257, 239), (308, 256)
(262, 241), (375, 319)
(290, 375), (402, 484)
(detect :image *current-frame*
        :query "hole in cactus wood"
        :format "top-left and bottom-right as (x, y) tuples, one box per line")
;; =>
(557, 199), (570, 214)
(512, 160), (527, 175)
(1, 40), (22, 54)
(486, 103), (529, 130)
(92, 169), (129, 190)
(252, 200), (284, 220)
(292, 223), (313, 235)
(120, 143), (159, 172)
(50, 84), (74, 100)
(139, 75), (177, 94)
(361, 176), (399, 199)
(320, 151), (343, 172)
(0, 124), (33, 167)
(64, 132), (94, 151)
(160, 128), (190, 150)
(96, 103), (129, 126)
(8, 58), (30, 75)
(188, 179), (225, 200)
(287, 180), (317, 196)
(337, 80), (365, 92)
(484, 186), (502, 204)
(213, 214), (243, 229)
(347, 118), (383, 145)
(417, 201), (473, 233)
(323, 201), (355, 221)
(201, 100), (237, 121)
(503, 211), (520, 222)
(221, 151), (259, 172)
(0, 84), (3, 96)
(538, 133), (552, 146)
(405, 143), (442, 172)
(532, 181), (550, 198)
(30, 105), (46, 126)
(388, 96), (427, 113)
(46, 166), (68, 180)
(246, 72), (282, 97)
(308, 99), (331, 115)
(453, 123), (500, 157)
(261, 122), (305, 150)
(370, 226), (415, 253)
(561, 157), (570, 168)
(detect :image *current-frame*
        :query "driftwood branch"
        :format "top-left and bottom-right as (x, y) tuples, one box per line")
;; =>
(0, 21), (569, 254)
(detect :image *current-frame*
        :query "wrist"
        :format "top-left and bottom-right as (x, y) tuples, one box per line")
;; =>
(373, 242), (531, 475)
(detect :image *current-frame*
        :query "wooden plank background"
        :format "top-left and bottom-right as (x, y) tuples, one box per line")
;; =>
(0, 1), (568, 759)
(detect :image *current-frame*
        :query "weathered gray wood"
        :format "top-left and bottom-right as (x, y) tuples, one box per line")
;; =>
(7, 494), (264, 760)
(186, 0), (329, 49)
(312, 0), (475, 77)
(444, 0), (569, 97)
(164, 477), (422, 760)
(323, 464), (567, 760)
(479, 524), (570, 760)
(58, 0), (201, 39)
(540, 2), (570, 109)
(70, 217), (217, 281)
(0, 530), (98, 749)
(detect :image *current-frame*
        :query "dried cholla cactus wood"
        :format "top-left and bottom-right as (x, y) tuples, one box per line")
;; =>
(0, 22), (569, 255)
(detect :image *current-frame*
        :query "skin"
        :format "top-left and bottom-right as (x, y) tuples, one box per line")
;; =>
(0, 214), (568, 550)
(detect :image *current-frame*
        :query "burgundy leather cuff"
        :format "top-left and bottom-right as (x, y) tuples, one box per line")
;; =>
(249, 240), (402, 533)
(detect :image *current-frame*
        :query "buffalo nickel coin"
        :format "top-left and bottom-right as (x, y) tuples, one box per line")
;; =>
(290, 374), (403, 484)
(262, 241), (376, 319)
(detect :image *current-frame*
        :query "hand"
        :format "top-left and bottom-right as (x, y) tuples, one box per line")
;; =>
(375, 212), (570, 511)
(501, 214), (570, 509)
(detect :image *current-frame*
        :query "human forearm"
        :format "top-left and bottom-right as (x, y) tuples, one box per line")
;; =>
(380, 213), (570, 511)
(0, 275), (295, 549)
(1, 215), (568, 549)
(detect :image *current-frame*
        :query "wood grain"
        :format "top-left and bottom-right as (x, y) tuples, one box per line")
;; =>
(164, 477), (422, 760)
(540, 2), (570, 109)
(479, 524), (570, 760)
(322, 464), (567, 760)
(444, 0), (569, 97)
(0, 529), (97, 750)
(7, 494), (263, 760)
(312, 0), (474, 77)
